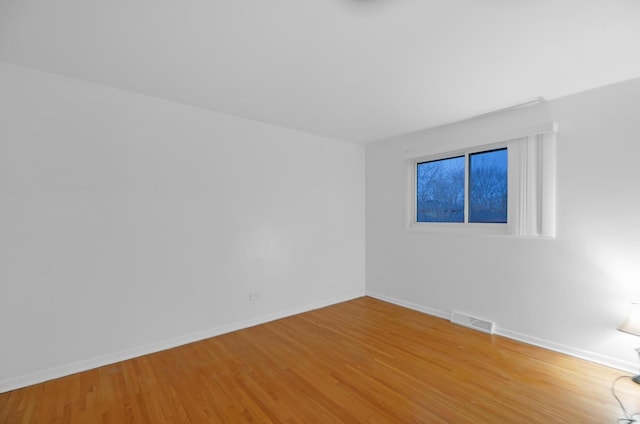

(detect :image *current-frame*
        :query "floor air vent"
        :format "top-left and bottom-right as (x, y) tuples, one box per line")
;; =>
(450, 311), (495, 334)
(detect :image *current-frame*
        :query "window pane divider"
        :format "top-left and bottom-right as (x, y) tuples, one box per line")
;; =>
(407, 123), (557, 237)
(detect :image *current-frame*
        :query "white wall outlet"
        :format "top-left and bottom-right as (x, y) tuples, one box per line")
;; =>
(249, 292), (260, 301)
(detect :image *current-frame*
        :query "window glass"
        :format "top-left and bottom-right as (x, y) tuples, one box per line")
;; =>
(469, 148), (508, 223)
(408, 127), (556, 236)
(416, 156), (465, 222)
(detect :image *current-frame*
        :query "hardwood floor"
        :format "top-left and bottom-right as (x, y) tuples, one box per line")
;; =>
(1, 297), (639, 423)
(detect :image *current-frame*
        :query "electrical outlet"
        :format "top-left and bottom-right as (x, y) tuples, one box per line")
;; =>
(249, 292), (259, 301)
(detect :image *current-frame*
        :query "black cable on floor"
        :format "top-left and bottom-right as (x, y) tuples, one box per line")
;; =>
(612, 376), (640, 423)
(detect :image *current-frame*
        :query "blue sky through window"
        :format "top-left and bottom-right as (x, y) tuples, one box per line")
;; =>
(469, 149), (507, 223)
(416, 156), (464, 222)
(416, 148), (507, 224)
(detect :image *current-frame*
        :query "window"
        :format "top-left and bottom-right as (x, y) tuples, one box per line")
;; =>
(407, 124), (557, 237)
(416, 148), (507, 225)
(416, 156), (465, 223)
(468, 148), (508, 223)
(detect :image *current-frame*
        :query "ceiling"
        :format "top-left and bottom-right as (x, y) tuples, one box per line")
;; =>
(1, 0), (639, 143)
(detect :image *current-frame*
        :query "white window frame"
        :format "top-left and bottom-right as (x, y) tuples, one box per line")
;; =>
(406, 123), (557, 237)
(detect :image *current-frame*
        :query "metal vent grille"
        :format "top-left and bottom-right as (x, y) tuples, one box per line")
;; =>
(450, 311), (495, 334)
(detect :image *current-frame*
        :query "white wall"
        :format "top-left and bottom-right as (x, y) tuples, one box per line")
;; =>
(2, 60), (638, 393)
(0, 63), (365, 391)
(366, 78), (640, 372)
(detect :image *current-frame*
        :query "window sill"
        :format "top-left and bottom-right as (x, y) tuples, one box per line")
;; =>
(407, 222), (509, 237)
(405, 223), (555, 238)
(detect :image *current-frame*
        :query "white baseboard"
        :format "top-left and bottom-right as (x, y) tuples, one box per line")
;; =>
(0, 291), (365, 394)
(366, 290), (637, 374)
(496, 328), (636, 373)
(366, 291), (450, 320)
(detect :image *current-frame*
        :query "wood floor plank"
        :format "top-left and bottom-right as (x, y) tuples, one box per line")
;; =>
(1, 296), (639, 423)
